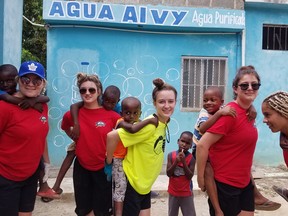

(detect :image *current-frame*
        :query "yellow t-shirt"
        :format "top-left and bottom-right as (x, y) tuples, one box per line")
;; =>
(118, 115), (167, 194)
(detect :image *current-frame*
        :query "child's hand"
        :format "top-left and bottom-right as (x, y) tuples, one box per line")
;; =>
(149, 114), (159, 127)
(177, 150), (185, 162)
(18, 100), (34, 110)
(70, 125), (80, 140)
(220, 105), (236, 117)
(247, 105), (257, 121)
(33, 103), (44, 113)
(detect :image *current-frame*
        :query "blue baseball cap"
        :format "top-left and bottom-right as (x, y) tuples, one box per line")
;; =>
(18, 61), (45, 79)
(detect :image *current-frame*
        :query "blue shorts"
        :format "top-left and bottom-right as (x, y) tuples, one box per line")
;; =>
(123, 180), (151, 216)
(0, 167), (40, 216)
(73, 158), (112, 216)
(209, 180), (254, 216)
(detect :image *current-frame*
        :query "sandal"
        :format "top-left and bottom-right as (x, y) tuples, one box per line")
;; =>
(41, 197), (54, 203)
(255, 200), (281, 211)
(272, 185), (288, 202)
(37, 188), (61, 199)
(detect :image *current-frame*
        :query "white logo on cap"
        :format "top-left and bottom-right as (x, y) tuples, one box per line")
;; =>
(28, 63), (38, 71)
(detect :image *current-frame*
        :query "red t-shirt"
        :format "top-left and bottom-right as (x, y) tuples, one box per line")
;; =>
(208, 102), (258, 188)
(0, 101), (49, 181)
(168, 151), (194, 197)
(61, 107), (120, 171)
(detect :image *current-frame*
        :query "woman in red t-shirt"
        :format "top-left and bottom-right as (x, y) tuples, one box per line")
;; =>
(61, 73), (120, 216)
(196, 66), (261, 216)
(0, 61), (49, 216)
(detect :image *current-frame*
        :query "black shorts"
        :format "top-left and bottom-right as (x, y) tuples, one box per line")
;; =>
(123, 180), (151, 216)
(0, 167), (40, 216)
(208, 180), (254, 216)
(73, 158), (112, 216)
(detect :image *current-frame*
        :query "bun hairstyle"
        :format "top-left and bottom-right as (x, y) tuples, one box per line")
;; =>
(263, 91), (288, 119)
(232, 65), (261, 99)
(152, 78), (177, 102)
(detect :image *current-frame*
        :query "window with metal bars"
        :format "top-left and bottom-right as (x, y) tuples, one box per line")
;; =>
(181, 57), (227, 111)
(263, 24), (288, 50)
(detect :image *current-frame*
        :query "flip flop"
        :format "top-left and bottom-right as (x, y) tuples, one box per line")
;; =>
(41, 197), (54, 203)
(255, 200), (281, 211)
(272, 185), (288, 202)
(53, 188), (63, 195)
(37, 188), (61, 199)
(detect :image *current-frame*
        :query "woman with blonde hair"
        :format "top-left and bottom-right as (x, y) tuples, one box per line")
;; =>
(61, 73), (120, 216)
(0, 61), (49, 216)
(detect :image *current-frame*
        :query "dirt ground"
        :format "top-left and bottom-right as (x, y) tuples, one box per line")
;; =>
(33, 164), (288, 216)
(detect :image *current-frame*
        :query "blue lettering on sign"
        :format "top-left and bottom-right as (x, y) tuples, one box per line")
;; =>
(45, 1), (245, 29)
(98, 5), (114, 20)
(171, 11), (188, 25)
(83, 3), (96, 19)
(49, 1), (64, 17)
(67, 2), (80, 18)
(140, 7), (147, 23)
(151, 9), (168, 25)
(122, 6), (137, 23)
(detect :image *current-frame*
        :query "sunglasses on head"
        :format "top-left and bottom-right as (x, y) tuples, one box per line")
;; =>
(20, 76), (43, 86)
(238, 83), (261, 91)
(79, 88), (96, 94)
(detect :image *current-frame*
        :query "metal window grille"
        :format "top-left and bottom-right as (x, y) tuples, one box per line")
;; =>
(181, 57), (227, 111)
(263, 24), (288, 51)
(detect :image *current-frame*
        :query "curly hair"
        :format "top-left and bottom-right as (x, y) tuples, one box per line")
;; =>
(76, 72), (103, 96)
(263, 91), (288, 119)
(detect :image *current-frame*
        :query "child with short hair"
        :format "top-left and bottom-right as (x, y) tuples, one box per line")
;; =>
(192, 86), (236, 216)
(112, 96), (158, 216)
(166, 131), (196, 216)
(0, 64), (49, 112)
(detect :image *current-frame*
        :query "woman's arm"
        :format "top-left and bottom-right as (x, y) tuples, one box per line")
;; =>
(106, 130), (121, 164)
(42, 140), (51, 183)
(196, 132), (222, 191)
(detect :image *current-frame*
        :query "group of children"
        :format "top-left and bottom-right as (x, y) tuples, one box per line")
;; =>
(1, 63), (279, 216)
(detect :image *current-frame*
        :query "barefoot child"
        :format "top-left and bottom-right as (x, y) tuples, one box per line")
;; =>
(166, 131), (196, 216)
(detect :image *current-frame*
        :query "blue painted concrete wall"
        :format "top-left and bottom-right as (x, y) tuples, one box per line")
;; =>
(0, 0), (23, 66)
(245, 3), (288, 165)
(46, 26), (241, 166)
